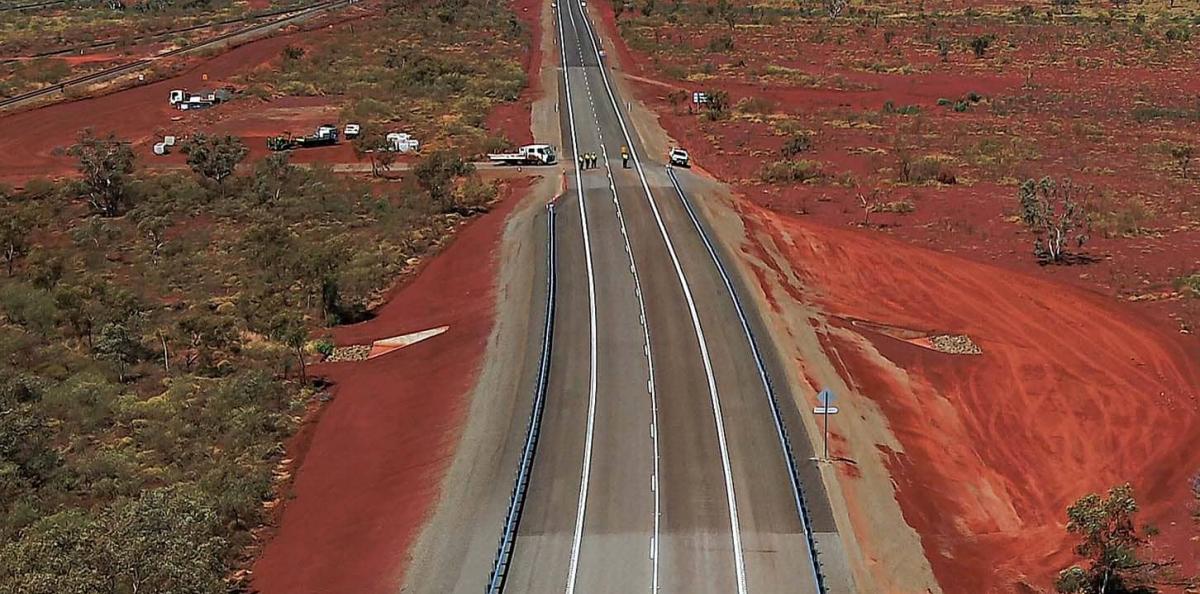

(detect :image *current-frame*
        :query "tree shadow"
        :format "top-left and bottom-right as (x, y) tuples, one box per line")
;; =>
(1038, 252), (1101, 266)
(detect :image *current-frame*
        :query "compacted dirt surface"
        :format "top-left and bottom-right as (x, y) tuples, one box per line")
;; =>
(0, 30), (323, 185)
(742, 202), (1200, 592)
(248, 0), (551, 591)
(591, 2), (1200, 592)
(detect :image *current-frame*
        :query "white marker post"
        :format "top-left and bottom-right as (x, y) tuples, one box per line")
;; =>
(813, 388), (838, 461)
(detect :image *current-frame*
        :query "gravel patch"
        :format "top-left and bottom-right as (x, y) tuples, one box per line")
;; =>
(929, 334), (982, 355)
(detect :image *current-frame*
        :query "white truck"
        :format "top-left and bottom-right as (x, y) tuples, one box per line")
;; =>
(168, 88), (232, 110)
(487, 144), (557, 166)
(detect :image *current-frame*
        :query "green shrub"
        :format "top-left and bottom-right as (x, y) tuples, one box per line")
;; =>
(780, 132), (813, 157)
(883, 101), (920, 115)
(706, 34), (735, 53)
(1166, 26), (1191, 42)
(313, 338), (335, 356)
(736, 96), (774, 114)
(899, 155), (957, 184)
(970, 35), (993, 58)
(1176, 273), (1200, 297)
(760, 160), (823, 183)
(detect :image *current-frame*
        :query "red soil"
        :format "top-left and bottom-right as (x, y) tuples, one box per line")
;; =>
(743, 203), (1200, 593)
(595, 4), (1200, 335)
(250, 179), (532, 593)
(0, 33), (311, 185)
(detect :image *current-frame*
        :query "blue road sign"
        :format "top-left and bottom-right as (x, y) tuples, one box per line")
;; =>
(817, 388), (835, 407)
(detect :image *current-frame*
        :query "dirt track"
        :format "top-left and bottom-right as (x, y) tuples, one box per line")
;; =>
(0, 33), (303, 185)
(739, 201), (1200, 592)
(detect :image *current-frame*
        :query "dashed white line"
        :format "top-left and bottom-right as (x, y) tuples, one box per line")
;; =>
(556, 3), (600, 593)
(562, 1), (661, 591)
(572, 1), (749, 592)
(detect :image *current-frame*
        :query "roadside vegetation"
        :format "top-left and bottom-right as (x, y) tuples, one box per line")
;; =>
(1054, 484), (1187, 594)
(607, 0), (1200, 332)
(240, 0), (530, 154)
(0, 127), (497, 590)
(0, 0), (282, 97)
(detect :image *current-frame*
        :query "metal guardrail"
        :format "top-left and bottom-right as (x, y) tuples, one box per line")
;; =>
(666, 166), (829, 594)
(485, 202), (556, 594)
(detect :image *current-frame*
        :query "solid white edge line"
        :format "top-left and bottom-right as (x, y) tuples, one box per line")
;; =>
(665, 166), (825, 591)
(573, 2), (748, 593)
(557, 4), (600, 594)
(564, 3), (661, 592)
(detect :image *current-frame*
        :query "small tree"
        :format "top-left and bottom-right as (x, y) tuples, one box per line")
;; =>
(413, 151), (474, 211)
(702, 90), (730, 121)
(1055, 484), (1161, 594)
(94, 321), (141, 381)
(352, 132), (395, 177)
(970, 35), (993, 58)
(182, 133), (247, 188)
(1169, 143), (1193, 178)
(1053, 0), (1080, 14)
(781, 132), (813, 157)
(1017, 177), (1091, 263)
(0, 210), (30, 277)
(270, 311), (308, 383)
(67, 129), (135, 217)
(666, 89), (688, 114)
(824, 0), (848, 18)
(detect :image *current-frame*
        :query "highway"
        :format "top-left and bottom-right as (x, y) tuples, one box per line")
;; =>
(501, 0), (840, 591)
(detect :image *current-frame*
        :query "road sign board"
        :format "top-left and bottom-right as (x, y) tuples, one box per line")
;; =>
(692, 91), (708, 104)
(813, 407), (839, 415)
(817, 388), (834, 406)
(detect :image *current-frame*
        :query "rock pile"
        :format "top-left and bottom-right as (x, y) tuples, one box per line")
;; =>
(326, 344), (371, 362)
(929, 334), (982, 355)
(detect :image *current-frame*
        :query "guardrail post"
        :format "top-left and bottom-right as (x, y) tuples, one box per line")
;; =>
(485, 203), (557, 594)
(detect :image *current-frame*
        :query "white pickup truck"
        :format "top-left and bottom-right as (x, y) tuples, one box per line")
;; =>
(488, 144), (557, 166)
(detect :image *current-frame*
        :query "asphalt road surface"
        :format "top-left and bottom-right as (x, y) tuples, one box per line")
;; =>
(502, 0), (842, 592)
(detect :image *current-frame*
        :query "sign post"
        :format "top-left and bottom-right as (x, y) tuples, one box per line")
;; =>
(814, 388), (837, 461)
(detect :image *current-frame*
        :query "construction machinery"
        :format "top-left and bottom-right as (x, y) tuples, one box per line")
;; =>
(168, 88), (233, 110)
(267, 124), (340, 151)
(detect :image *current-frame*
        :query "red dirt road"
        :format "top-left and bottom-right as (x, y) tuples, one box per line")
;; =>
(743, 203), (1200, 593)
(250, 180), (532, 594)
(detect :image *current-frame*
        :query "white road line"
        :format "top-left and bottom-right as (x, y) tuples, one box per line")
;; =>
(570, 1), (748, 592)
(665, 166), (825, 591)
(556, 4), (600, 594)
(585, 83), (661, 594)
(562, 3), (661, 592)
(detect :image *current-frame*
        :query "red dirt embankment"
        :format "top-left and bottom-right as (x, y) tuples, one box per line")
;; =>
(251, 179), (532, 593)
(744, 203), (1200, 593)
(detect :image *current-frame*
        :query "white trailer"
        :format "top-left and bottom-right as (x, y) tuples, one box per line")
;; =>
(168, 88), (233, 110)
(385, 132), (420, 153)
(487, 144), (557, 166)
